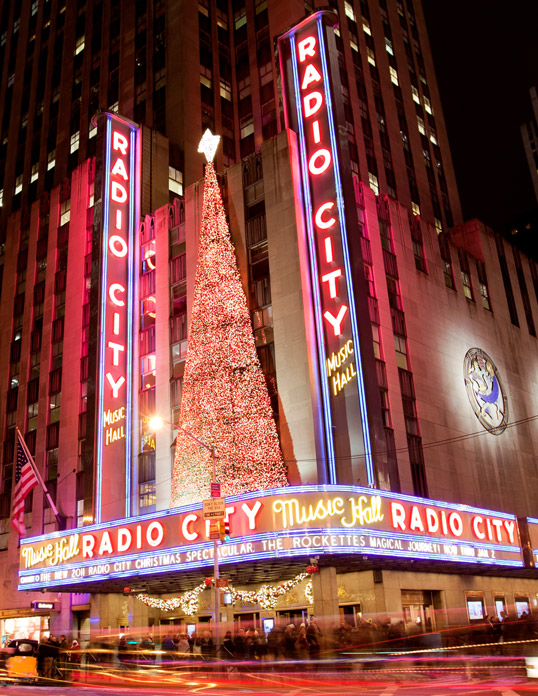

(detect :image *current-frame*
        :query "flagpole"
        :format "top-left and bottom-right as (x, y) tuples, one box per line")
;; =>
(16, 427), (64, 530)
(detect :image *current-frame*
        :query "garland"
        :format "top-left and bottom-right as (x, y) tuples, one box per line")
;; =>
(137, 570), (315, 615)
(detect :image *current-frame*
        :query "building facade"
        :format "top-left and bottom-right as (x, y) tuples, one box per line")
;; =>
(0, 0), (538, 645)
(521, 86), (538, 206)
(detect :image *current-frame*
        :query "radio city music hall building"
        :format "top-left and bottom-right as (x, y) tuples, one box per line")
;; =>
(0, 1), (538, 642)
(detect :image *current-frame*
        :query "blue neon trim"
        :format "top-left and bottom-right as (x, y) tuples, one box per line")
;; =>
(124, 126), (136, 518)
(19, 483), (519, 546)
(317, 16), (374, 488)
(290, 33), (337, 483)
(95, 116), (113, 524)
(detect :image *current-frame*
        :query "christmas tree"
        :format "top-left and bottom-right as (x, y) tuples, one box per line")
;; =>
(170, 136), (287, 507)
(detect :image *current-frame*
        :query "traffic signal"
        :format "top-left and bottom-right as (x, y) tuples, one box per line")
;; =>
(219, 519), (231, 542)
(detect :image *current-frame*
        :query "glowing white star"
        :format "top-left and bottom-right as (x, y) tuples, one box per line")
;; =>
(198, 129), (221, 163)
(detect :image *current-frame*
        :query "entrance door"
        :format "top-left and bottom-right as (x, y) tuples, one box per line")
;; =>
(276, 609), (308, 628)
(76, 612), (91, 647)
(339, 603), (362, 627)
(233, 612), (259, 631)
(401, 590), (435, 632)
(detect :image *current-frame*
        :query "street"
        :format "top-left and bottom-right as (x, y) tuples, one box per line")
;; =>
(1, 663), (538, 696)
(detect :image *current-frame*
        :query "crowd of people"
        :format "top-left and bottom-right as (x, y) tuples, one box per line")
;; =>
(15, 611), (538, 679)
(107, 612), (538, 668)
(34, 635), (80, 679)
(113, 621), (323, 666)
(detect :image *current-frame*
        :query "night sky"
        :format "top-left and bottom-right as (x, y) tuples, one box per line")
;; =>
(423, 2), (538, 246)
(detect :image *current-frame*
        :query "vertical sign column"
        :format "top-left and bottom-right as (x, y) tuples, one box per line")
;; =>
(96, 113), (140, 523)
(278, 12), (375, 487)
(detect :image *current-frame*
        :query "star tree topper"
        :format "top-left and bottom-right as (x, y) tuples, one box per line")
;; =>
(198, 129), (220, 163)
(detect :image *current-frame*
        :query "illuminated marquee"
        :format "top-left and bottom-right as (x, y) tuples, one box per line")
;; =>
(524, 517), (538, 566)
(278, 12), (375, 486)
(18, 486), (524, 591)
(96, 113), (140, 522)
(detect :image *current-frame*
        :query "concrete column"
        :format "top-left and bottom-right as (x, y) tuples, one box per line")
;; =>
(312, 566), (339, 639)
(90, 593), (128, 632)
(49, 594), (75, 639)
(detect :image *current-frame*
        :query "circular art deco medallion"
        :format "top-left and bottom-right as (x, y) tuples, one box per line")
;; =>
(463, 348), (508, 435)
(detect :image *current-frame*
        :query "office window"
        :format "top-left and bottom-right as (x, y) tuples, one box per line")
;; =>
(394, 334), (408, 370)
(423, 96), (433, 115)
(344, 1), (356, 20)
(241, 119), (254, 139)
(513, 247), (536, 336)
(70, 131), (80, 154)
(60, 199), (70, 226)
(438, 234), (455, 290)
(410, 217), (427, 273)
(169, 167), (183, 196)
(495, 234), (519, 326)
(220, 79), (232, 100)
(75, 35), (85, 55)
(476, 261), (491, 311)
(368, 172), (379, 195)
(234, 8), (246, 29)
(372, 324), (382, 359)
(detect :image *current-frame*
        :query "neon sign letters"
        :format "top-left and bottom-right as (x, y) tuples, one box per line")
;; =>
(18, 486), (524, 590)
(279, 12), (375, 486)
(96, 113), (139, 522)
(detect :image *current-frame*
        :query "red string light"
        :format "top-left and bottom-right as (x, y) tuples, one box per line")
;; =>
(170, 163), (287, 507)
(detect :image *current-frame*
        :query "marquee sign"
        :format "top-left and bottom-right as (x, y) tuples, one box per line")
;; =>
(95, 113), (140, 522)
(278, 12), (375, 486)
(524, 517), (538, 566)
(18, 486), (524, 591)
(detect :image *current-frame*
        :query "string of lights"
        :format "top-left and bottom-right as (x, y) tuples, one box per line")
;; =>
(136, 570), (314, 613)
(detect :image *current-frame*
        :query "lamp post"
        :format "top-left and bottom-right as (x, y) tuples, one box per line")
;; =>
(149, 417), (221, 651)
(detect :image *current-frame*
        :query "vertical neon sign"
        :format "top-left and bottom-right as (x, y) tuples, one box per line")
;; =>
(279, 12), (375, 487)
(96, 113), (140, 523)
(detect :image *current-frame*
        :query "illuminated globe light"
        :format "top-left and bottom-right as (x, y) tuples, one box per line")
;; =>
(169, 150), (287, 507)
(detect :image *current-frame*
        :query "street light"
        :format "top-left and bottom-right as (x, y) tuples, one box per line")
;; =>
(149, 416), (221, 650)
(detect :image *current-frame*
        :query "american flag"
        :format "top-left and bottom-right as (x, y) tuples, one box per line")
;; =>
(11, 430), (39, 536)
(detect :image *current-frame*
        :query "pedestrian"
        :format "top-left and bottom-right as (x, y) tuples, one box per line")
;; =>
(38, 636), (53, 679)
(306, 621), (321, 660)
(222, 631), (234, 660)
(175, 634), (190, 658)
(233, 629), (247, 661)
(161, 632), (176, 666)
(283, 624), (297, 660)
(199, 630), (214, 660)
(117, 635), (130, 668)
(140, 635), (155, 663)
